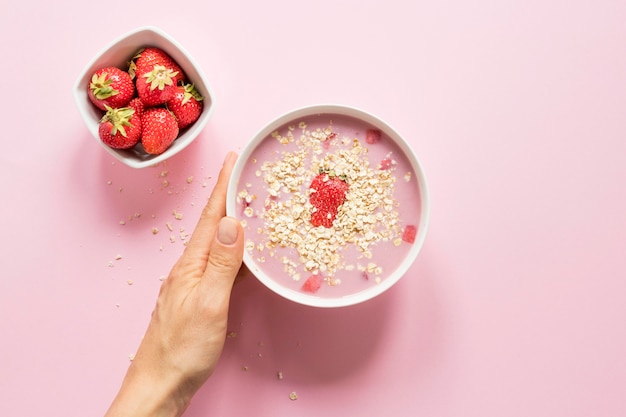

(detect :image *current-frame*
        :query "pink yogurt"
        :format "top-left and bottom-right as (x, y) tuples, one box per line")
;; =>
(232, 110), (424, 302)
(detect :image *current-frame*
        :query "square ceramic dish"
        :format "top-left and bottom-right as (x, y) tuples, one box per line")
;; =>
(227, 104), (430, 307)
(72, 26), (214, 168)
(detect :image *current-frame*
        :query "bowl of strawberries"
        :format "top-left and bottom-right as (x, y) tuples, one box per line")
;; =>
(73, 26), (214, 168)
(227, 104), (430, 308)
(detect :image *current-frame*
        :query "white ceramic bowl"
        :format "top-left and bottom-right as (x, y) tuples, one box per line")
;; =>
(227, 104), (430, 308)
(73, 26), (214, 168)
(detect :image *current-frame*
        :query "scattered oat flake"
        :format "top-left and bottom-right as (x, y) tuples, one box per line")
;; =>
(277, 371), (284, 380)
(172, 210), (183, 220)
(289, 392), (298, 401)
(242, 366), (249, 371)
(186, 176), (193, 184)
(127, 280), (133, 285)
(108, 261), (114, 268)
(227, 331), (237, 338)
(119, 220), (126, 225)
(128, 353), (135, 361)
(151, 227), (159, 235)
(166, 222), (173, 231)
(114, 254), (122, 260)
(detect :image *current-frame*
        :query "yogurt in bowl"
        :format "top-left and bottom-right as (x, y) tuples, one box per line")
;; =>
(227, 105), (429, 307)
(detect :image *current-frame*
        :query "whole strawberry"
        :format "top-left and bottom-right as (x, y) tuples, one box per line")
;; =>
(167, 83), (203, 129)
(136, 64), (180, 106)
(98, 106), (141, 149)
(129, 47), (186, 84)
(141, 108), (179, 155)
(88, 67), (134, 111)
(127, 97), (145, 117)
(309, 169), (350, 228)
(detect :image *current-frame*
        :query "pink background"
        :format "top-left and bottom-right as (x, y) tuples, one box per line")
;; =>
(1, 1), (625, 416)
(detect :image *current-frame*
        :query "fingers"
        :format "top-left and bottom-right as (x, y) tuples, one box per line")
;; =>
(199, 216), (244, 299)
(184, 152), (238, 263)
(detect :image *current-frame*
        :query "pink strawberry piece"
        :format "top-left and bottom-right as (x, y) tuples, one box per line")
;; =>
(302, 275), (322, 293)
(365, 129), (381, 144)
(98, 105), (141, 149)
(309, 170), (349, 228)
(402, 225), (417, 244)
(141, 108), (179, 155)
(88, 67), (135, 111)
(380, 157), (395, 170)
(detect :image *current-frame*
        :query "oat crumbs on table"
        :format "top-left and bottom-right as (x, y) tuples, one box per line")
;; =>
(237, 121), (414, 293)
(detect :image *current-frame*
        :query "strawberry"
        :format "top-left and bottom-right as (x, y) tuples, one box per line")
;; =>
(402, 225), (417, 244)
(141, 108), (179, 155)
(129, 47), (185, 84)
(88, 67), (134, 111)
(136, 64), (180, 106)
(127, 97), (145, 117)
(365, 129), (381, 144)
(167, 83), (203, 129)
(98, 105), (141, 149)
(302, 275), (322, 293)
(379, 155), (396, 170)
(309, 169), (349, 228)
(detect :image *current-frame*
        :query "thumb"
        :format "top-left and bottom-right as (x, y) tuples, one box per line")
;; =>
(201, 216), (244, 297)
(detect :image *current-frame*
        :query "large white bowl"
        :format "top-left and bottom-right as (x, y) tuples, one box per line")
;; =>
(227, 104), (430, 308)
(73, 26), (214, 169)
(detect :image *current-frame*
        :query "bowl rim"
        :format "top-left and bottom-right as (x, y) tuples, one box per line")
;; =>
(227, 103), (430, 308)
(72, 25), (215, 169)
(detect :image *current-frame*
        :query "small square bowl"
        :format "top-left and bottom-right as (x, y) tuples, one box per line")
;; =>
(73, 26), (214, 169)
(227, 104), (430, 308)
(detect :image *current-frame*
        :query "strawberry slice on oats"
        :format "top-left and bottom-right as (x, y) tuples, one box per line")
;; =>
(402, 225), (417, 243)
(302, 275), (322, 293)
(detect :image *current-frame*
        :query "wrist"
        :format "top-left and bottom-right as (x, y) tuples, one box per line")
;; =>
(104, 360), (191, 417)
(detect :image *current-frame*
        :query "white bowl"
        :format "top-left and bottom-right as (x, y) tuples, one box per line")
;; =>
(73, 26), (214, 168)
(227, 104), (430, 308)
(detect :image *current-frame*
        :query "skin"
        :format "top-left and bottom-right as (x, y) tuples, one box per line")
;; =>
(104, 151), (244, 417)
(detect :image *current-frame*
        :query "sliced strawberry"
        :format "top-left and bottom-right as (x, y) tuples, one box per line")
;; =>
(380, 157), (395, 170)
(309, 171), (349, 228)
(402, 225), (417, 244)
(302, 275), (322, 293)
(365, 129), (381, 144)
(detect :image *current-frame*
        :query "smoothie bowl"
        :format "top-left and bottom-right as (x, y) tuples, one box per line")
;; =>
(227, 105), (430, 307)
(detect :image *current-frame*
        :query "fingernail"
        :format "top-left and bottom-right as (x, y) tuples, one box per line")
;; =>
(223, 151), (237, 165)
(217, 217), (238, 245)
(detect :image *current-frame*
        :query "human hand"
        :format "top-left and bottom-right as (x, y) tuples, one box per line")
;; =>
(105, 151), (244, 417)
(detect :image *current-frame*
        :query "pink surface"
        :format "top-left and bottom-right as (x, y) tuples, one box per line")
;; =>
(1, 1), (625, 416)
